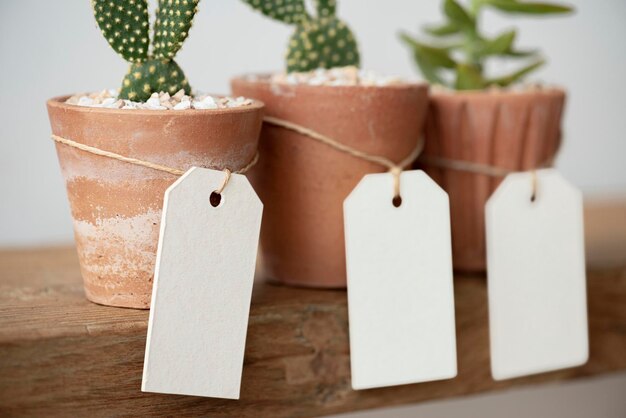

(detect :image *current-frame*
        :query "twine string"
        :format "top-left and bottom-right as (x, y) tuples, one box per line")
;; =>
(263, 116), (424, 199)
(215, 169), (232, 195)
(530, 170), (538, 202)
(418, 147), (560, 203)
(50, 134), (259, 195)
(53, 121), (555, 204)
(417, 154), (556, 178)
(417, 130), (562, 203)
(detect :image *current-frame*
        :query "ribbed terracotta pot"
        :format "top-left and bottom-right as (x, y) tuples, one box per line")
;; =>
(47, 96), (264, 308)
(419, 88), (565, 272)
(231, 76), (429, 288)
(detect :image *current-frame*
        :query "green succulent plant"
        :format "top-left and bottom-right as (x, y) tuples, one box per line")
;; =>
(241, 0), (360, 72)
(400, 0), (573, 90)
(92, 0), (199, 101)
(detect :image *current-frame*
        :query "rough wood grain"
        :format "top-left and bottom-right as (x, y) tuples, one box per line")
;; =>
(0, 203), (625, 417)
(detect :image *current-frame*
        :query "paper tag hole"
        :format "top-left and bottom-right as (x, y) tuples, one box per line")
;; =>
(209, 191), (222, 208)
(392, 195), (403, 208)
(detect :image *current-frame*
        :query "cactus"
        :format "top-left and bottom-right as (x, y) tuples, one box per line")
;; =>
(92, 0), (199, 101)
(242, 0), (360, 72)
(400, 0), (573, 90)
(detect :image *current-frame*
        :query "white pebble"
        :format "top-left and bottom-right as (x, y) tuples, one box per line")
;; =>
(77, 97), (94, 106)
(173, 98), (191, 110)
(192, 100), (217, 109)
(146, 96), (165, 109)
(202, 96), (217, 106)
(67, 90), (253, 110)
(271, 66), (407, 86)
(159, 92), (170, 103)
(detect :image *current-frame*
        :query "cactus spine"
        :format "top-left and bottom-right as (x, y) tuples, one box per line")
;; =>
(92, 0), (199, 100)
(242, 0), (360, 72)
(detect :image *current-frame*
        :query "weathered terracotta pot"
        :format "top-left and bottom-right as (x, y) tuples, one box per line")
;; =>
(231, 76), (429, 288)
(47, 96), (264, 308)
(420, 88), (565, 272)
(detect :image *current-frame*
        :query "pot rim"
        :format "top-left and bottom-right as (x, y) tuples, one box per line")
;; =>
(47, 94), (265, 117)
(429, 85), (566, 98)
(231, 73), (429, 92)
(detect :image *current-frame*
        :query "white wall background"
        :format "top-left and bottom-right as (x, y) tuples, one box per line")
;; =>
(0, 0), (624, 247)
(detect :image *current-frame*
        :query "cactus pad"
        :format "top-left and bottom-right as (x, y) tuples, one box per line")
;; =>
(119, 59), (190, 101)
(242, 0), (308, 24)
(91, 0), (198, 100)
(243, 0), (360, 72)
(153, 0), (199, 60)
(286, 17), (359, 72)
(92, 0), (150, 63)
(315, 0), (336, 17)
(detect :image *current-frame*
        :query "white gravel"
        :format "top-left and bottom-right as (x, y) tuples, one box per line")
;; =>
(66, 89), (254, 110)
(266, 66), (407, 86)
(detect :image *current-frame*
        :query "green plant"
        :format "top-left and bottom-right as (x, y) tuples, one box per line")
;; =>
(241, 0), (360, 72)
(92, 0), (199, 100)
(400, 0), (573, 90)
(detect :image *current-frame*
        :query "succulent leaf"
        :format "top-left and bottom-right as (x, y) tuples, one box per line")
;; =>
(480, 30), (516, 56)
(487, 59), (545, 86)
(455, 63), (485, 90)
(416, 45), (457, 69)
(424, 22), (461, 37)
(92, 0), (150, 63)
(443, 0), (475, 30)
(286, 17), (359, 72)
(503, 48), (538, 57)
(399, 34), (456, 69)
(242, 0), (308, 24)
(485, 1), (573, 14)
(119, 59), (190, 101)
(415, 55), (448, 86)
(401, 0), (572, 89)
(153, 0), (199, 60)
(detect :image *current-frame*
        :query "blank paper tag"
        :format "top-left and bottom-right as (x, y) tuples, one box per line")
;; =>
(142, 167), (262, 399)
(344, 170), (457, 390)
(486, 168), (588, 380)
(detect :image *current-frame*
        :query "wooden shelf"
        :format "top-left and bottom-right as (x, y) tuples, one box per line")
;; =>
(0, 201), (625, 417)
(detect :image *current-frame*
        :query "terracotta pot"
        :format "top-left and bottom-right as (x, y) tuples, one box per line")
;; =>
(231, 76), (429, 288)
(47, 96), (264, 308)
(420, 88), (565, 272)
